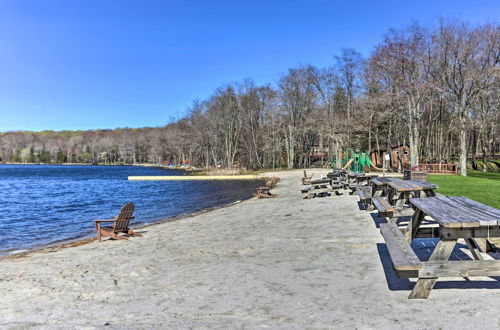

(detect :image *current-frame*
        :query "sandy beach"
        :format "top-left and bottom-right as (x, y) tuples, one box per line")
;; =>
(1, 169), (500, 329)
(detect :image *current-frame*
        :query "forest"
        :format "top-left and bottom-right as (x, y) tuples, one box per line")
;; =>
(0, 21), (498, 176)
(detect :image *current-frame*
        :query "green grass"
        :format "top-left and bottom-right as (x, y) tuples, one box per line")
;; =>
(468, 171), (500, 181)
(428, 170), (500, 209)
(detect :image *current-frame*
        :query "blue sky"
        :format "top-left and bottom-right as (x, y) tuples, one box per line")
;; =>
(0, 0), (498, 131)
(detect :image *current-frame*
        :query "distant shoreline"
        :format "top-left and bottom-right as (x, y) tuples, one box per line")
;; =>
(0, 163), (206, 172)
(0, 162), (163, 167)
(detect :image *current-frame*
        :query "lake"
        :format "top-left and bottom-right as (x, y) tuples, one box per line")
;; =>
(0, 165), (263, 255)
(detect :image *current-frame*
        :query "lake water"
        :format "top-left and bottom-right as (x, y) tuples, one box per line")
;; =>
(0, 165), (263, 255)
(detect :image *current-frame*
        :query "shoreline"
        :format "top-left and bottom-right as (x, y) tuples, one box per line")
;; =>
(0, 164), (266, 258)
(0, 192), (258, 261)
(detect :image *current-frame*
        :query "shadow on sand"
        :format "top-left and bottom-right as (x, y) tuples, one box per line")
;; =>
(377, 240), (500, 293)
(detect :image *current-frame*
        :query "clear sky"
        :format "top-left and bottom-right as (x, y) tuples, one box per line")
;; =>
(0, 0), (498, 132)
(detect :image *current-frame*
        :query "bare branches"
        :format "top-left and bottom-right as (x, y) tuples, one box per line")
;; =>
(0, 21), (498, 172)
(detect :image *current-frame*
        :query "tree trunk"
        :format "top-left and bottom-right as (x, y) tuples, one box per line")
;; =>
(459, 109), (468, 176)
(407, 98), (420, 167)
(286, 125), (295, 169)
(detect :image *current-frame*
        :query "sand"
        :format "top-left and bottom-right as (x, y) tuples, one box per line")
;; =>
(1, 169), (500, 329)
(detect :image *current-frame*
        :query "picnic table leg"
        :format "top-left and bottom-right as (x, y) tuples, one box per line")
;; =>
(409, 240), (456, 299)
(423, 189), (436, 197)
(404, 209), (425, 243)
(387, 189), (395, 204)
(388, 192), (407, 225)
(471, 238), (495, 253)
(395, 194), (405, 209)
(465, 238), (484, 260)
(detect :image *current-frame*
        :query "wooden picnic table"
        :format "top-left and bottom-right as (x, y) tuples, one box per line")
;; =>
(390, 195), (500, 299)
(357, 173), (379, 182)
(346, 173), (363, 191)
(327, 170), (344, 179)
(347, 173), (379, 193)
(347, 172), (362, 182)
(348, 172), (378, 178)
(372, 179), (438, 222)
(370, 177), (402, 197)
(301, 177), (343, 199)
(386, 179), (437, 208)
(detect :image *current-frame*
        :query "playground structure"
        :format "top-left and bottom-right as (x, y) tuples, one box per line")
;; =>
(332, 149), (459, 174)
(331, 149), (383, 173)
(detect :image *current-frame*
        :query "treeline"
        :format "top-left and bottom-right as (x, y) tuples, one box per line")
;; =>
(0, 20), (499, 175)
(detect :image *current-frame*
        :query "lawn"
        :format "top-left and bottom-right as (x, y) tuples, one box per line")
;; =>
(428, 170), (500, 209)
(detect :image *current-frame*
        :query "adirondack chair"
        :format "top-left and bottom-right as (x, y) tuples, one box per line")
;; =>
(93, 202), (142, 241)
(302, 170), (313, 185)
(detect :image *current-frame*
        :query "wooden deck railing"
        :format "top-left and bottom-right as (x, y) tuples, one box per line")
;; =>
(420, 163), (458, 175)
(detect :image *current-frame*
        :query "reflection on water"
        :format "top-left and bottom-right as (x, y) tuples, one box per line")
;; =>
(0, 165), (262, 255)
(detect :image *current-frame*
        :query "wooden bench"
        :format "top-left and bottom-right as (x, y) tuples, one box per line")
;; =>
(358, 186), (372, 210)
(380, 223), (422, 278)
(256, 186), (275, 199)
(372, 197), (394, 218)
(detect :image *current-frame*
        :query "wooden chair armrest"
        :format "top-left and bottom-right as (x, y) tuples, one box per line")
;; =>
(93, 219), (115, 223)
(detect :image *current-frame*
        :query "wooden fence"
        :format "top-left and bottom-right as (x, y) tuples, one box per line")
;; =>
(420, 163), (458, 175)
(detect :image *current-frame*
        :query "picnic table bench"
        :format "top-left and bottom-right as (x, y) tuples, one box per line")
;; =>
(381, 195), (500, 299)
(357, 186), (373, 210)
(372, 196), (394, 217)
(359, 177), (400, 212)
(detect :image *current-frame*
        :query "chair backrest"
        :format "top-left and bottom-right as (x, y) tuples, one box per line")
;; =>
(112, 202), (135, 232)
